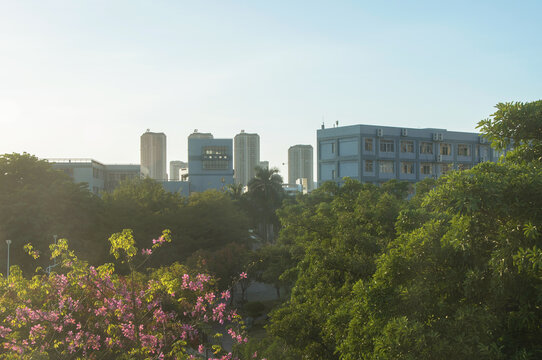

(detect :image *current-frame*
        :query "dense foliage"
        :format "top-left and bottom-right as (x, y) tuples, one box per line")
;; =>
(0, 153), (108, 273)
(246, 101), (542, 359)
(0, 155), (251, 278)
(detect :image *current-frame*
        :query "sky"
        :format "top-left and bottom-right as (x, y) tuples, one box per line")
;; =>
(0, 0), (541, 178)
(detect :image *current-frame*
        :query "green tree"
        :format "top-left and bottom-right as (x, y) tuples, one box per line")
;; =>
(104, 182), (250, 265)
(227, 183), (245, 201)
(262, 178), (410, 359)
(253, 244), (293, 300)
(0, 153), (107, 274)
(185, 242), (252, 292)
(247, 167), (284, 241)
(340, 161), (542, 359)
(477, 99), (542, 162)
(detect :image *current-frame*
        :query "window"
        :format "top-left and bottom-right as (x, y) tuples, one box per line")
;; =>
(340, 161), (358, 178)
(457, 144), (471, 156)
(379, 160), (394, 174)
(365, 160), (373, 172)
(365, 138), (373, 152)
(440, 143), (451, 156)
(321, 141), (335, 159)
(401, 162), (414, 174)
(202, 146), (230, 169)
(420, 142), (433, 154)
(441, 163), (451, 175)
(421, 163), (433, 175)
(380, 140), (395, 153)
(339, 138), (358, 156)
(400, 140), (414, 153)
(331, 169), (336, 179)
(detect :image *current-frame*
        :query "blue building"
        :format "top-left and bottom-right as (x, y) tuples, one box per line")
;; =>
(187, 131), (234, 193)
(317, 124), (501, 187)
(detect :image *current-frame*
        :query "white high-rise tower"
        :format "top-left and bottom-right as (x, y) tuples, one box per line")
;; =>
(234, 130), (260, 186)
(140, 130), (167, 180)
(288, 145), (313, 191)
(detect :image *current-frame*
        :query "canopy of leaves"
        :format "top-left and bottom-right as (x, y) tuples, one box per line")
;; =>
(341, 161), (542, 360)
(103, 182), (250, 267)
(0, 153), (108, 274)
(477, 100), (542, 162)
(259, 178), (410, 359)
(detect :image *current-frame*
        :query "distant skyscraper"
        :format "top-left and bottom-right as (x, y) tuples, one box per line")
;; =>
(188, 130), (234, 193)
(140, 130), (167, 180)
(169, 160), (188, 181)
(288, 145), (314, 191)
(234, 130), (260, 186)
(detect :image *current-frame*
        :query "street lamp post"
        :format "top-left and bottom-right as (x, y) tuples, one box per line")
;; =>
(5, 239), (12, 280)
(53, 235), (58, 268)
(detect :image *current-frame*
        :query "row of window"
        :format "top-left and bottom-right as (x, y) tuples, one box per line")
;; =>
(364, 139), (472, 156)
(92, 167), (105, 179)
(364, 160), (471, 175)
(202, 146), (230, 170)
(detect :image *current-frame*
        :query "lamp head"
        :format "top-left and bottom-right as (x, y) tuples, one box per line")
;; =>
(5, 240), (12, 245)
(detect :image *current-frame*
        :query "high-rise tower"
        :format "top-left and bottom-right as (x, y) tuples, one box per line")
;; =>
(140, 130), (167, 180)
(187, 130), (234, 192)
(288, 144), (314, 191)
(234, 130), (260, 186)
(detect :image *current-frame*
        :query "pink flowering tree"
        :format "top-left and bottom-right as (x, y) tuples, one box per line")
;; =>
(0, 229), (250, 359)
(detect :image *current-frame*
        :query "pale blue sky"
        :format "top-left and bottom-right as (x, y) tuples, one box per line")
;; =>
(1, 0), (541, 177)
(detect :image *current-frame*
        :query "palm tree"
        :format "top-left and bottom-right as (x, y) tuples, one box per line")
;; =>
(226, 183), (245, 200)
(247, 166), (284, 241)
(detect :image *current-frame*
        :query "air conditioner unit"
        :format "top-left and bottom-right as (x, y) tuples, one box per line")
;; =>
(437, 155), (443, 162)
(376, 129), (383, 137)
(401, 128), (408, 136)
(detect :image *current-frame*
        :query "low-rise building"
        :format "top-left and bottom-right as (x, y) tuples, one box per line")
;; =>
(317, 124), (501, 187)
(49, 159), (141, 194)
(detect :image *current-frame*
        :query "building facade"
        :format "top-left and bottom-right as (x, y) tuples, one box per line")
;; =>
(187, 131), (234, 193)
(234, 130), (260, 186)
(317, 124), (499, 187)
(288, 144), (314, 191)
(169, 161), (188, 181)
(140, 131), (167, 180)
(49, 159), (140, 194)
